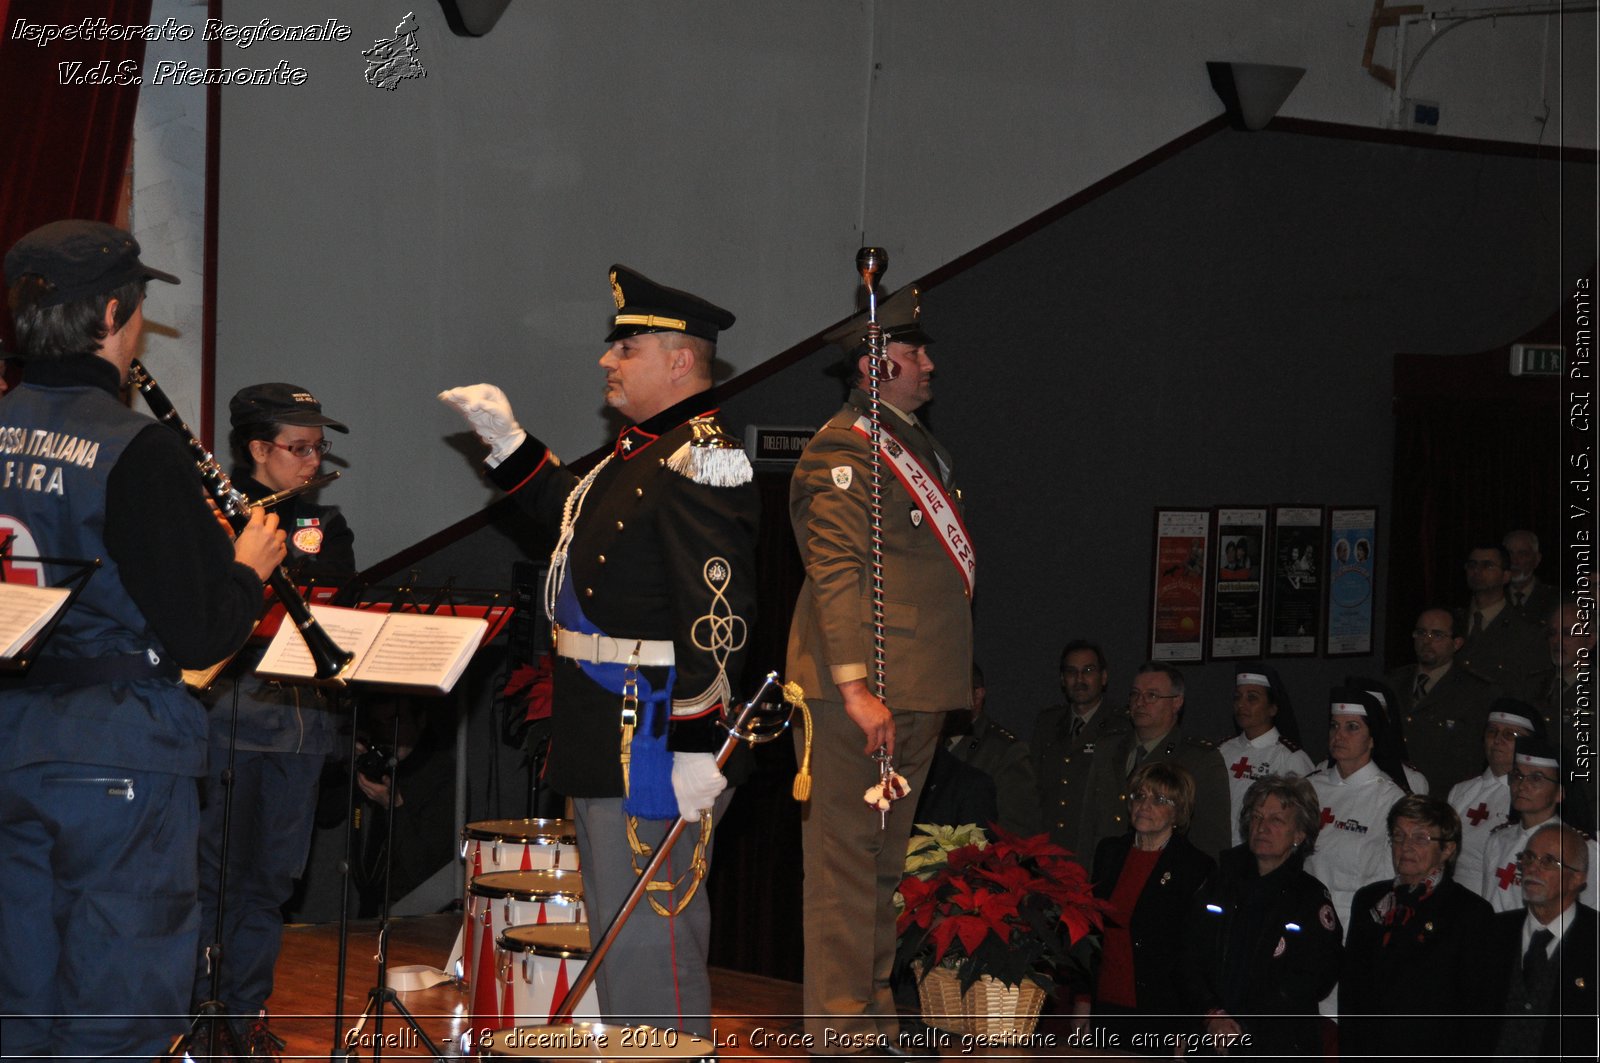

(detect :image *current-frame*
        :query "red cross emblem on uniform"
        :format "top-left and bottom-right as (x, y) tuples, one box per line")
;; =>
(1467, 802), (1490, 826)
(1231, 756), (1252, 780)
(1320, 806), (1335, 827)
(1494, 862), (1519, 890)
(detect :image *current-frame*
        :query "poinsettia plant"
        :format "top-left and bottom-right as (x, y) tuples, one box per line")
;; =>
(895, 825), (1109, 994)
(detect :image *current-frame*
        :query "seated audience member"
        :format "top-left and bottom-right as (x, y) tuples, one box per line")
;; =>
(913, 740), (998, 833)
(1488, 823), (1598, 1059)
(943, 664), (1039, 835)
(1341, 795), (1496, 1059)
(1447, 700), (1541, 894)
(1184, 775), (1342, 1058)
(1503, 529), (1559, 622)
(1384, 608), (1499, 794)
(1304, 688), (1410, 938)
(1480, 734), (1600, 912)
(1456, 542), (1547, 700)
(1078, 762), (1214, 1040)
(1343, 674), (1428, 793)
(1218, 665), (1314, 847)
(1079, 663), (1231, 861)
(1034, 640), (1130, 857)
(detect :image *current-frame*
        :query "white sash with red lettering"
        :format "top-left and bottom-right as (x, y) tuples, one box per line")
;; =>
(851, 415), (975, 596)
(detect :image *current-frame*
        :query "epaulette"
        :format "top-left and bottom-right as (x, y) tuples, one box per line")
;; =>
(1188, 735), (1217, 750)
(1278, 735), (1302, 753)
(1487, 819), (1515, 835)
(990, 722), (1018, 742)
(666, 415), (752, 487)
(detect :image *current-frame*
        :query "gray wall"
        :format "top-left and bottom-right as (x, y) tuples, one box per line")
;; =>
(203, 0), (1597, 564)
(359, 124), (1594, 761)
(722, 125), (1595, 758)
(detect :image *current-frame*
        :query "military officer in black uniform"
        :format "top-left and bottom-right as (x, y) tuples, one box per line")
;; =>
(441, 266), (757, 1034)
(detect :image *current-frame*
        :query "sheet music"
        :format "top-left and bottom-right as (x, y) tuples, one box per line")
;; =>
(256, 607), (384, 679)
(0, 583), (72, 658)
(356, 614), (486, 690)
(256, 604), (485, 692)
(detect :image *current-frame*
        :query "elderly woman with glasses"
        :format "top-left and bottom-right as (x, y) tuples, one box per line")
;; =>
(1340, 794), (1495, 1058)
(1182, 776), (1342, 1057)
(1074, 762), (1214, 1038)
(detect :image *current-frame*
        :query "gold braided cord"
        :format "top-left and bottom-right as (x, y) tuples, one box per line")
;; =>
(785, 681), (814, 802)
(625, 812), (714, 917)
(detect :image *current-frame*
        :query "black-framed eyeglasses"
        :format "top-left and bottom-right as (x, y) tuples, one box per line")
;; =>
(1389, 832), (1442, 848)
(269, 440), (332, 459)
(1062, 665), (1101, 678)
(1510, 769), (1559, 787)
(1516, 850), (1583, 874)
(1412, 628), (1452, 641)
(1129, 691), (1179, 705)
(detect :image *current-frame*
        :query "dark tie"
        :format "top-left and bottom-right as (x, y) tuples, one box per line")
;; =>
(1513, 590), (1526, 608)
(1070, 715), (1085, 741)
(1415, 673), (1430, 699)
(1471, 610), (1484, 638)
(1522, 928), (1554, 987)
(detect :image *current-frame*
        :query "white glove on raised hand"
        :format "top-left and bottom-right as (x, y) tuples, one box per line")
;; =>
(671, 752), (727, 823)
(438, 384), (527, 466)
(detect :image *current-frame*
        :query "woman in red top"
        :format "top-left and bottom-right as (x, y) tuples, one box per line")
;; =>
(1079, 762), (1215, 1041)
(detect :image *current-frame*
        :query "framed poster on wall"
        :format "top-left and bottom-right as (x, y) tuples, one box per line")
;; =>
(1210, 507), (1268, 660)
(1325, 506), (1378, 657)
(1267, 505), (1325, 657)
(1149, 509), (1210, 663)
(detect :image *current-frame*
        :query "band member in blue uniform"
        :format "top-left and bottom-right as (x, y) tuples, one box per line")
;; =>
(191, 382), (354, 1046)
(441, 265), (757, 1033)
(0, 220), (285, 1060)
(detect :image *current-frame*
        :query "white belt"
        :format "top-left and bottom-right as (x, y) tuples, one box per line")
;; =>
(554, 626), (676, 667)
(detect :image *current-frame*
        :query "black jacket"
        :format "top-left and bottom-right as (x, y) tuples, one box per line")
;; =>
(1091, 832), (1214, 1016)
(1182, 846), (1342, 1057)
(1341, 875), (1496, 1057)
(1484, 903), (1599, 1060)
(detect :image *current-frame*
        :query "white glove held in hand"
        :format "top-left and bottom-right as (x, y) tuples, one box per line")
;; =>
(438, 384), (527, 466)
(671, 752), (727, 823)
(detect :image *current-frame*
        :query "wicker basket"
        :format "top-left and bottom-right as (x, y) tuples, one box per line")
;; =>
(962, 973), (1047, 1037)
(914, 962), (968, 1035)
(915, 963), (1047, 1037)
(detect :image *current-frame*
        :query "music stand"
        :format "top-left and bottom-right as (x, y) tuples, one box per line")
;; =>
(309, 584), (512, 1062)
(0, 552), (98, 674)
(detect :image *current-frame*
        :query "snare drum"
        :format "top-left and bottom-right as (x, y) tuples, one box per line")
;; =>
(466, 870), (585, 1020)
(458, 823), (578, 983)
(476, 923), (600, 1030)
(479, 1022), (715, 1060)
(463, 819), (580, 880)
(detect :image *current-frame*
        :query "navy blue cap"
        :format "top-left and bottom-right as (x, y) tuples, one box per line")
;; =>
(5, 220), (178, 307)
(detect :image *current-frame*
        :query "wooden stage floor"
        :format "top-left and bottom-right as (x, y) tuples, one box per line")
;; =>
(255, 914), (1113, 1060)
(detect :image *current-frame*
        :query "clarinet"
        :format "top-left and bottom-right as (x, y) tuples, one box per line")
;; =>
(128, 360), (355, 681)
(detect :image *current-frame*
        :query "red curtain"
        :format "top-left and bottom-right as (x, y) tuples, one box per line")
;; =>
(0, 0), (152, 354)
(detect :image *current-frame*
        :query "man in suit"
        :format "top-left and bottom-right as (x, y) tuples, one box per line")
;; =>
(1386, 606), (1500, 794)
(1033, 640), (1131, 857)
(1079, 662), (1231, 860)
(787, 283), (974, 1050)
(1503, 530), (1559, 622)
(1488, 823), (1598, 1058)
(1456, 543), (1548, 700)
